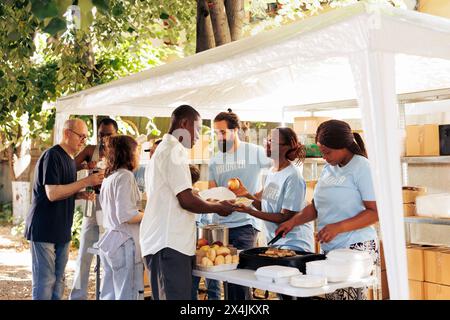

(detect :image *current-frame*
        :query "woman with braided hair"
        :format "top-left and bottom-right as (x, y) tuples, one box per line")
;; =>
(277, 120), (379, 300)
(232, 127), (314, 253)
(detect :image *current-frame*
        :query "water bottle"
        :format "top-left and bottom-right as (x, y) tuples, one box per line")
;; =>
(84, 186), (94, 218)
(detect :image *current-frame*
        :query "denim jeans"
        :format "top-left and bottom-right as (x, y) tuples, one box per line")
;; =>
(69, 215), (99, 300)
(31, 241), (70, 300)
(191, 276), (221, 300)
(99, 238), (144, 300)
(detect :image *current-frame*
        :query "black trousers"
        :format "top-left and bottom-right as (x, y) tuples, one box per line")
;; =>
(145, 247), (195, 300)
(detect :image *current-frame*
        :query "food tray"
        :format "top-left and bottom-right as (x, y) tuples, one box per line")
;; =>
(195, 263), (238, 272)
(238, 247), (326, 274)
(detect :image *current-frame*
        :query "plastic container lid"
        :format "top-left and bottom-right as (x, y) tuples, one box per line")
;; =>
(326, 249), (373, 263)
(290, 275), (328, 288)
(255, 265), (301, 278)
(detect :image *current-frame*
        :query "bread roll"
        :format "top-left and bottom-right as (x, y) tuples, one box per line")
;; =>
(214, 255), (225, 265)
(216, 246), (231, 256)
(206, 248), (216, 261)
(232, 255), (239, 264)
(225, 254), (232, 264)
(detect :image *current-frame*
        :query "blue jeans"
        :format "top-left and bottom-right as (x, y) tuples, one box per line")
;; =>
(191, 276), (221, 300)
(69, 215), (99, 300)
(31, 241), (70, 300)
(99, 238), (144, 300)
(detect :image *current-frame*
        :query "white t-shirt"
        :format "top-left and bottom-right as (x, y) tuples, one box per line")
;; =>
(139, 134), (195, 257)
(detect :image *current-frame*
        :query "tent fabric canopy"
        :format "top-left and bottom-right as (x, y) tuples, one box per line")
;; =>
(56, 3), (450, 120)
(55, 2), (450, 300)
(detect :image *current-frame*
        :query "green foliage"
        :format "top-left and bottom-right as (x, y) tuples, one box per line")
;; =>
(0, 202), (13, 225)
(146, 118), (161, 137)
(71, 205), (84, 249)
(0, 0), (407, 179)
(11, 219), (26, 237)
(31, 0), (59, 20)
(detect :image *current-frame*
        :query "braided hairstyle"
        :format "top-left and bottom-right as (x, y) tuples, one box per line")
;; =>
(315, 120), (367, 158)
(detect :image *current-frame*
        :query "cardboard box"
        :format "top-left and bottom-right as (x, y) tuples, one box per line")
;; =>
(403, 203), (416, 217)
(424, 282), (450, 300)
(189, 135), (210, 160)
(407, 246), (425, 281)
(406, 125), (421, 156)
(424, 248), (450, 286)
(409, 280), (424, 300)
(402, 186), (427, 204)
(293, 117), (331, 135)
(406, 125), (440, 156)
(381, 270), (389, 300)
(423, 125), (440, 156)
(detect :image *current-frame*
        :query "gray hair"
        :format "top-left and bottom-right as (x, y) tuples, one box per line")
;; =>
(63, 119), (84, 130)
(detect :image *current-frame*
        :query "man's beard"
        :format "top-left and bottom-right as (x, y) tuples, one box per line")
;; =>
(218, 139), (234, 153)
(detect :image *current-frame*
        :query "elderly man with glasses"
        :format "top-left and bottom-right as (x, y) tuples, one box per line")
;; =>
(69, 117), (118, 300)
(25, 118), (104, 300)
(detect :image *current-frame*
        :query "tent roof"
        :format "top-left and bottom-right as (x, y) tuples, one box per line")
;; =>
(56, 3), (450, 121)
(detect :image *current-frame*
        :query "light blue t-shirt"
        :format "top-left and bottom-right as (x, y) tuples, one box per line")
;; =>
(209, 142), (272, 230)
(196, 213), (213, 227)
(262, 164), (314, 252)
(314, 155), (377, 252)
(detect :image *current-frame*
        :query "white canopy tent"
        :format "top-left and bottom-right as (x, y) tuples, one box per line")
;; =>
(55, 2), (450, 299)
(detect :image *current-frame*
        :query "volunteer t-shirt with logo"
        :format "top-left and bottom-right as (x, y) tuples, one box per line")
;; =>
(262, 164), (314, 252)
(208, 142), (272, 230)
(313, 155), (377, 252)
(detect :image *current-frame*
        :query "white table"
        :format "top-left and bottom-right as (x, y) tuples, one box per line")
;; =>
(193, 269), (376, 299)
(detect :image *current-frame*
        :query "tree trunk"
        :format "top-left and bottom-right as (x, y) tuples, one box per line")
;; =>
(225, 0), (244, 41)
(209, 0), (232, 46)
(7, 146), (17, 182)
(196, 0), (216, 53)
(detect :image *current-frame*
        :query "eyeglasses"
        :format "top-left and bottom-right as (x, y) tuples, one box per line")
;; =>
(69, 129), (88, 142)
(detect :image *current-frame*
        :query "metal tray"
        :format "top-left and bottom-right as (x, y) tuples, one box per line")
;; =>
(238, 247), (326, 274)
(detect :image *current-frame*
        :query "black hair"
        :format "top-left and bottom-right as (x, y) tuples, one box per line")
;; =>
(168, 105), (200, 133)
(98, 117), (118, 132)
(276, 127), (306, 165)
(189, 164), (201, 184)
(316, 120), (367, 158)
(214, 108), (240, 130)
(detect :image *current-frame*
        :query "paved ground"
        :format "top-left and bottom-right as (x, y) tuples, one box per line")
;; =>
(0, 224), (277, 300)
(0, 225), (96, 300)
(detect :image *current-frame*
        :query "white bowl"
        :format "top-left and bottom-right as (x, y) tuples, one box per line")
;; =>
(305, 260), (327, 276)
(323, 260), (373, 282)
